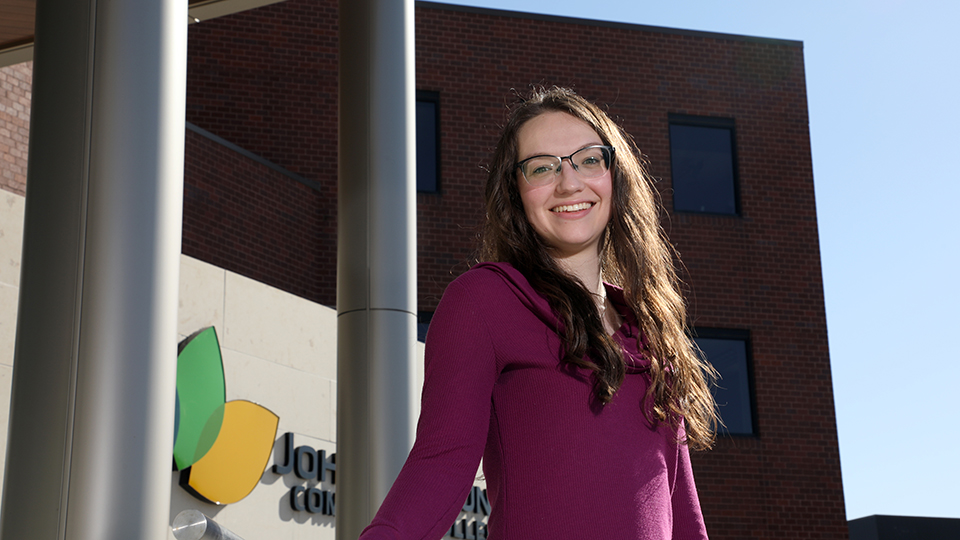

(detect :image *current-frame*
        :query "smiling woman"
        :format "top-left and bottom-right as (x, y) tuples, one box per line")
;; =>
(358, 87), (717, 540)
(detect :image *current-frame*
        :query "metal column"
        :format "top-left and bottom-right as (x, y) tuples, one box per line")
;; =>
(336, 0), (418, 538)
(0, 0), (186, 538)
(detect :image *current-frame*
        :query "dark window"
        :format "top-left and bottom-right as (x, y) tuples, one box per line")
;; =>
(416, 91), (440, 193)
(693, 328), (755, 436)
(417, 311), (434, 343)
(669, 115), (738, 215)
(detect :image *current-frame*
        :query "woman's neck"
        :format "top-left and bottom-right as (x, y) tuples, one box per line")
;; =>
(554, 251), (622, 335)
(554, 251), (602, 293)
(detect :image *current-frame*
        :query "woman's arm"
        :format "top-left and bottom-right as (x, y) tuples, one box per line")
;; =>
(671, 422), (710, 540)
(359, 277), (499, 540)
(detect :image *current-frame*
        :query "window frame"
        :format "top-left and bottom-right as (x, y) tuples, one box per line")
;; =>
(416, 311), (434, 343)
(692, 327), (758, 437)
(668, 114), (741, 216)
(416, 90), (441, 194)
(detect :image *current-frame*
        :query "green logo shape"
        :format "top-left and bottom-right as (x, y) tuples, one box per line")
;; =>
(173, 326), (279, 505)
(174, 327), (226, 470)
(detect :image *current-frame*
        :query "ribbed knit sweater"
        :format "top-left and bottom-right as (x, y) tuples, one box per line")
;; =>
(359, 262), (708, 540)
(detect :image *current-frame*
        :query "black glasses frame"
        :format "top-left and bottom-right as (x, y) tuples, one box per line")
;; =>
(515, 145), (615, 185)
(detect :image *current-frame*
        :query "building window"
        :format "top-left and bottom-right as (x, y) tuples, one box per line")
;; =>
(417, 311), (434, 343)
(693, 328), (755, 436)
(669, 115), (739, 215)
(416, 91), (440, 193)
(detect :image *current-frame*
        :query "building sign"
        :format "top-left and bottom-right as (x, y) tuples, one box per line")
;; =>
(448, 486), (490, 540)
(272, 432), (337, 515)
(174, 327), (279, 504)
(173, 327), (487, 538)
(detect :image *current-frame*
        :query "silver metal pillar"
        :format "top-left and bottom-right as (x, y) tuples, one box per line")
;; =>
(336, 0), (418, 538)
(0, 0), (187, 538)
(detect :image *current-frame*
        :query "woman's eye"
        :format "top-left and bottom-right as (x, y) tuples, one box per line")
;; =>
(581, 156), (600, 165)
(531, 165), (552, 175)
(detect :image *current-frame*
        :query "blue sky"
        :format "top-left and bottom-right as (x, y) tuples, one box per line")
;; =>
(435, 0), (960, 521)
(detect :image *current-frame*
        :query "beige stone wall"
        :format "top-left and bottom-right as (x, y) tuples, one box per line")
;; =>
(0, 189), (24, 493)
(169, 254), (344, 539)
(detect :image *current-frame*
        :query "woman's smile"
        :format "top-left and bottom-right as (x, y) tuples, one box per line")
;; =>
(551, 201), (595, 213)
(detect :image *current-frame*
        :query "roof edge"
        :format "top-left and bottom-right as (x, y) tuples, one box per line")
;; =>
(415, 1), (803, 47)
(0, 41), (33, 69)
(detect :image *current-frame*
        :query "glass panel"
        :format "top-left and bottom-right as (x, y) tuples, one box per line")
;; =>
(695, 337), (753, 435)
(416, 100), (439, 193)
(417, 311), (433, 343)
(670, 124), (736, 214)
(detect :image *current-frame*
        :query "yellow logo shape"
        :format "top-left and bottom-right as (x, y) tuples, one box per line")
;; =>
(180, 400), (279, 504)
(175, 327), (279, 505)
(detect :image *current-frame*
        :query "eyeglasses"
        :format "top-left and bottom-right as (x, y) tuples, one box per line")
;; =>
(516, 145), (615, 186)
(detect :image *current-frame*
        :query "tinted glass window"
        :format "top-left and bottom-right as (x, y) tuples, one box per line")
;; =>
(416, 98), (439, 193)
(695, 335), (754, 435)
(417, 311), (434, 343)
(669, 122), (737, 215)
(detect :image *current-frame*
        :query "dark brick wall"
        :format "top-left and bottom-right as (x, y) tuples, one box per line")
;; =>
(182, 127), (337, 303)
(184, 0), (340, 305)
(183, 1), (847, 538)
(186, 1), (339, 183)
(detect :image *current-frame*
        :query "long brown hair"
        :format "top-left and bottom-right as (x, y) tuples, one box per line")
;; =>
(480, 87), (717, 450)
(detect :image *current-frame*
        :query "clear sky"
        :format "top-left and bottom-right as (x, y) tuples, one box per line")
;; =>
(434, 0), (960, 521)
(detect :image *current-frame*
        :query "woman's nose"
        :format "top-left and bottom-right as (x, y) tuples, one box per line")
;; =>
(555, 160), (585, 193)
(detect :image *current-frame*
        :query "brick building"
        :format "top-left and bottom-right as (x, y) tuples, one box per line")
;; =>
(1, 1), (847, 538)
(181, 2), (847, 536)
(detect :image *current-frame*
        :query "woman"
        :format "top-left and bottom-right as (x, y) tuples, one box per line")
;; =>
(359, 87), (716, 539)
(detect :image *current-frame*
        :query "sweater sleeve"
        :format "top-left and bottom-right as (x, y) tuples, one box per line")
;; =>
(671, 423), (710, 540)
(359, 276), (499, 540)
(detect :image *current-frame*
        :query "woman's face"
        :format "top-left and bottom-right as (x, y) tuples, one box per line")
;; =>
(516, 111), (613, 262)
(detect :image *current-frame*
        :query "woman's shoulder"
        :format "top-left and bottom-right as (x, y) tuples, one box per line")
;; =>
(448, 262), (539, 301)
(442, 262), (553, 321)
(453, 261), (526, 288)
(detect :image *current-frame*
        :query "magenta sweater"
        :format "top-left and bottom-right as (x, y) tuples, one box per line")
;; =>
(359, 263), (708, 540)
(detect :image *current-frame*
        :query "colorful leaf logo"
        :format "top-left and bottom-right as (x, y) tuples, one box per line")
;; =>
(174, 327), (279, 505)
